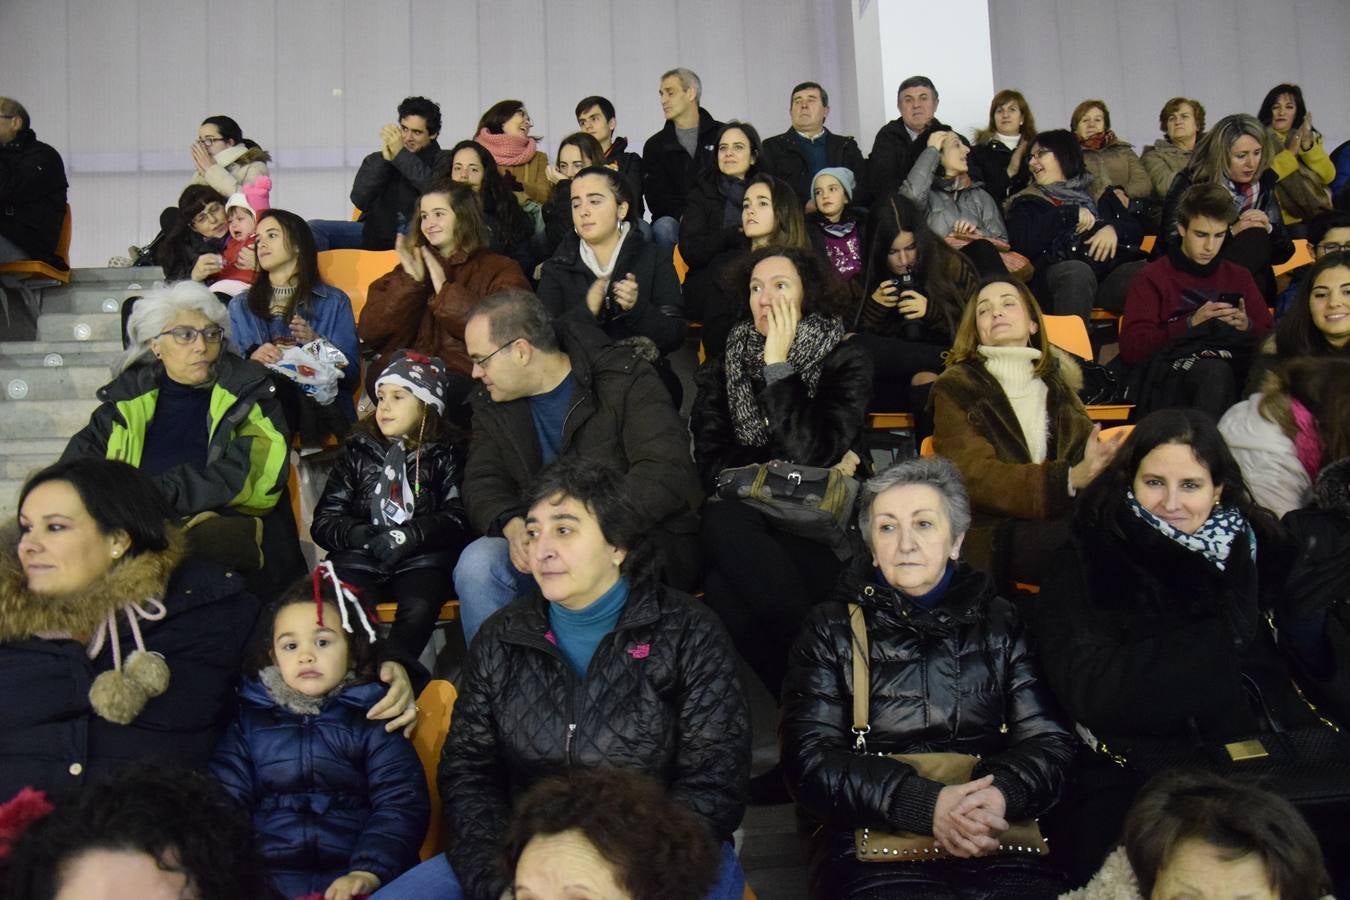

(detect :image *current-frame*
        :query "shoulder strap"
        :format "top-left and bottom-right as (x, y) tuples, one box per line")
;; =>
(848, 603), (871, 748)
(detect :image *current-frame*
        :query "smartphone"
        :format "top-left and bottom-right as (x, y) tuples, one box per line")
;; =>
(1217, 292), (1242, 307)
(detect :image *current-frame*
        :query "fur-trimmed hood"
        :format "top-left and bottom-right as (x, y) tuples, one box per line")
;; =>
(1313, 457), (1350, 517)
(0, 528), (186, 642)
(214, 143), (272, 167)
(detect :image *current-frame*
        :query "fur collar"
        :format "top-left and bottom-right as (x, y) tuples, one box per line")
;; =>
(214, 144), (271, 167)
(0, 529), (186, 643)
(258, 665), (359, 716)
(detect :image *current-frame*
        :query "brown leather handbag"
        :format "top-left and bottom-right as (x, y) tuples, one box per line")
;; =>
(847, 603), (1049, 862)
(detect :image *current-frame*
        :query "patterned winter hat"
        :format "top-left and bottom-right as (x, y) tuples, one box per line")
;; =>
(375, 350), (450, 413)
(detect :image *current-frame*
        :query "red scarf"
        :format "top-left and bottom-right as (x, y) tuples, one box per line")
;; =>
(474, 128), (538, 167)
(1078, 130), (1116, 152)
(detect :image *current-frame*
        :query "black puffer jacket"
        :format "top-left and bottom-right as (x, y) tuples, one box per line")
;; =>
(781, 563), (1075, 891)
(537, 229), (687, 354)
(350, 140), (446, 251)
(0, 127), (68, 264)
(642, 107), (723, 221)
(1278, 457), (1350, 724)
(310, 429), (472, 575)
(604, 136), (645, 220)
(690, 326), (874, 492)
(439, 582), (750, 900)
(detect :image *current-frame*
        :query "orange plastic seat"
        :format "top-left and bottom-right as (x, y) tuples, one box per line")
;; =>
(375, 600), (460, 624)
(316, 249), (398, 318)
(0, 204), (72, 322)
(410, 680), (458, 859)
(867, 412), (916, 430)
(673, 244), (689, 284)
(919, 435), (935, 457)
(1273, 239), (1313, 278)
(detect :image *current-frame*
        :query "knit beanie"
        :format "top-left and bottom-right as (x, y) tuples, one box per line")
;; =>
(812, 166), (856, 201)
(375, 350), (449, 413)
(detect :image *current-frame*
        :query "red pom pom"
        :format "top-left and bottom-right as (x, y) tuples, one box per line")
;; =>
(0, 787), (55, 859)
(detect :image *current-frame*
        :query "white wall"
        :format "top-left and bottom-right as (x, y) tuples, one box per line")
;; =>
(987, 0), (1350, 153)
(854, 0), (994, 147)
(0, 0), (860, 267)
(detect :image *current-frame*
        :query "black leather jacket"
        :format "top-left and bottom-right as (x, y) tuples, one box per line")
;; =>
(782, 563), (1074, 854)
(439, 582), (750, 900)
(310, 429), (471, 575)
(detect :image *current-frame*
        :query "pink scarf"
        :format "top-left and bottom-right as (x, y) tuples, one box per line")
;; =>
(1290, 397), (1324, 480)
(474, 129), (538, 167)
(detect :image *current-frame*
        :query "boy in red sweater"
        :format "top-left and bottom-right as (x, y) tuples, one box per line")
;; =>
(1121, 182), (1272, 418)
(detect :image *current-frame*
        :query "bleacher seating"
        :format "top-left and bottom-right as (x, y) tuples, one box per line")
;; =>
(0, 204), (72, 325)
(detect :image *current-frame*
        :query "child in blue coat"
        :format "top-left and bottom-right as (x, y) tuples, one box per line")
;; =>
(211, 566), (429, 899)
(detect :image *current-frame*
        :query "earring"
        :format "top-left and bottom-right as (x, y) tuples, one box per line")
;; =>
(111, 549), (121, 559)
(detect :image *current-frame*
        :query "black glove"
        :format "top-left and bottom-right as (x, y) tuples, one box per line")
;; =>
(368, 528), (416, 567)
(347, 524), (381, 550)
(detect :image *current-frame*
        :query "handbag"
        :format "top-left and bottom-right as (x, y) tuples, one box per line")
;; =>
(944, 232), (1034, 282)
(714, 460), (859, 557)
(846, 603), (1049, 862)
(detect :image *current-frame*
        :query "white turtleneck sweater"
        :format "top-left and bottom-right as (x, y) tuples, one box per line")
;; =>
(980, 345), (1049, 463)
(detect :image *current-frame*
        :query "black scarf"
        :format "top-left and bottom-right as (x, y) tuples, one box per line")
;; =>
(723, 315), (844, 446)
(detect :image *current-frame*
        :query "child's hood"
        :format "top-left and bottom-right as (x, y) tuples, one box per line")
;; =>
(243, 666), (386, 717)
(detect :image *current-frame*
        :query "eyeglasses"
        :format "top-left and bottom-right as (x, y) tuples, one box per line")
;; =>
(156, 325), (225, 345)
(1316, 242), (1350, 256)
(199, 136), (227, 146)
(1031, 148), (1054, 159)
(192, 203), (225, 226)
(470, 338), (520, 368)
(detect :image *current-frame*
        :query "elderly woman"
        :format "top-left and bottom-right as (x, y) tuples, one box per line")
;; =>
(1071, 99), (1151, 201)
(474, 100), (551, 205)
(1007, 129), (1146, 323)
(375, 458), (750, 900)
(933, 277), (1119, 587)
(64, 281), (304, 597)
(1162, 114), (1294, 303)
(506, 769), (723, 900)
(1258, 83), (1336, 224)
(970, 89), (1037, 203)
(1141, 97), (1205, 199)
(781, 457), (1075, 898)
(1031, 409), (1350, 884)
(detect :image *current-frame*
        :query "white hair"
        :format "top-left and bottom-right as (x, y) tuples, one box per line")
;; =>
(857, 456), (972, 548)
(120, 280), (231, 373)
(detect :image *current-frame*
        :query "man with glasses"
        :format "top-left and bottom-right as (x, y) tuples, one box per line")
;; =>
(1276, 211), (1350, 316)
(0, 97), (68, 266)
(307, 96), (446, 251)
(452, 289), (703, 644)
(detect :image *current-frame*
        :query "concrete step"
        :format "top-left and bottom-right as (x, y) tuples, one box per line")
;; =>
(68, 266), (165, 285)
(0, 365), (110, 401)
(41, 284), (150, 315)
(1, 452), (65, 481)
(0, 479), (22, 518)
(37, 313), (122, 343)
(0, 397), (100, 441)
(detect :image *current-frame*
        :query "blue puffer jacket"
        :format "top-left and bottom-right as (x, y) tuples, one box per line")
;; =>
(210, 673), (429, 897)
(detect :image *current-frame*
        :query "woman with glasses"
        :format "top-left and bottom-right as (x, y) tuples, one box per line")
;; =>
(64, 281), (307, 600)
(474, 100), (551, 206)
(155, 185), (231, 286)
(189, 114), (271, 197)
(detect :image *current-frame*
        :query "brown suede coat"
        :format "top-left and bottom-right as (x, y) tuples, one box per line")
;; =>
(932, 348), (1093, 570)
(359, 248), (529, 376)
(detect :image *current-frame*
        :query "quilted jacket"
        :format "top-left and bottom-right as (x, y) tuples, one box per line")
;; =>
(781, 563), (1075, 891)
(438, 583), (751, 900)
(211, 676), (430, 898)
(310, 429), (472, 575)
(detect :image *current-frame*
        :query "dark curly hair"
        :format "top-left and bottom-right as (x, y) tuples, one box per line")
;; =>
(245, 570), (378, 682)
(524, 456), (660, 593)
(502, 768), (720, 900)
(729, 243), (851, 324)
(1, 764), (281, 900)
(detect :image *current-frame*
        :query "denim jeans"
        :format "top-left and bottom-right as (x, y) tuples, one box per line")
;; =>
(651, 215), (681, 249)
(372, 841), (744, 899)
(452, 536), (533, 646)
(306, 219), (365, 252)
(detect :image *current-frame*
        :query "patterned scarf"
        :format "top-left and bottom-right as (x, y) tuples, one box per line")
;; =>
(474, 128), (538, 167)
(1078, 130), (1117, 152)
(1126, 489), (1252, 571)
(1224, 176), (1257, 214)
(723, 315), (844, 447)
(1036, 173), (1099, 217)
(373, 440), (415, 526)
(1290, 398), (1324, 480)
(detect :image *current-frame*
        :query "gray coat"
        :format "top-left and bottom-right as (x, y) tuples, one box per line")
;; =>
(1140, 138), (1192, 199)
(900, 147), (1008, 242)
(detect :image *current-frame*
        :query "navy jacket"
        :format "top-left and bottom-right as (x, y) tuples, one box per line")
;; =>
(211, 677), (429, 897)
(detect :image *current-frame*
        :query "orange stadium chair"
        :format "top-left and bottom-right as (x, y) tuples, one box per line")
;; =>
(0, 204), (72, 323)
(316, 249), (398, 318)
(1273, 239), (1313, 279)
(411, 680), (458, 859)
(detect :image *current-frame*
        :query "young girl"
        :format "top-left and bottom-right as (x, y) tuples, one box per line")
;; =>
(211, 566), (430, 900)
(540, 131), (606, 258)
(806, 167), (865, 293)
(310, 351), (472, 667)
